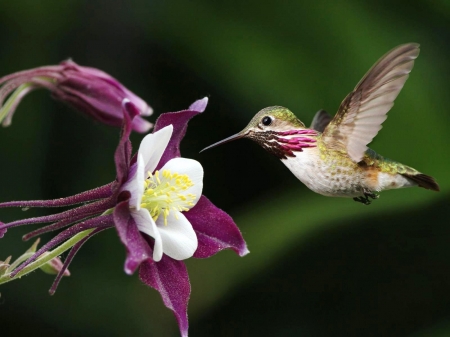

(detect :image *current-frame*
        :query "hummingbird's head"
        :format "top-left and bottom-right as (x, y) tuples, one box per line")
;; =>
(244, 106), (306, 132)
(201, 106), (317, 159)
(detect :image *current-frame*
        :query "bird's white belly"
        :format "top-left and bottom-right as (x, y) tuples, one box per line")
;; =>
(377, 172), (416, 190)
(281, 151), (363, 197)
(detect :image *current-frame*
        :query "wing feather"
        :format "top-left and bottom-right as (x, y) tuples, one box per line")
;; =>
(322, 43), (420, 162)
(309, 109), (332, 132)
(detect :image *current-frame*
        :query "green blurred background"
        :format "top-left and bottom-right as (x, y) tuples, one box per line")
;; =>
(1, 1), (449, 336)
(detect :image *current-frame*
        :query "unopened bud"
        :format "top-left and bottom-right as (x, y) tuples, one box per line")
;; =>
(0, 60), (153, 132)
(39, 253), (70, 276)
(0, 256), (11, 276)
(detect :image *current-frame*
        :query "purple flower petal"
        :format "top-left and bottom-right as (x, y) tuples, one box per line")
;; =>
(153, 98), (208, 170)
(49, 227), (107, 295)
(1, 197), (115, 236)
(188, 97), (208, 112)
(0, 182), (114, 209)
(131, 116), (153, 133)
(114, 100), (139, 184)
(186, 196), (249, 258)
(10, 214), (114, 277)
(139, 256), (190, 337)
(113, 199), (153, 275)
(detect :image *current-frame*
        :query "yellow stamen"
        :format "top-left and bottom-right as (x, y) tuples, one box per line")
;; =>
(139, 169), (196, 225)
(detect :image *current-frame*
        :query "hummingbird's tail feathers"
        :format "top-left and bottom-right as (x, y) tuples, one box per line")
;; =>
(402, 173), (440, 191)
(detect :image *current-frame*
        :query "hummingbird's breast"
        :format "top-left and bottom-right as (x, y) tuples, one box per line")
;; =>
(281, 146), (365, 197)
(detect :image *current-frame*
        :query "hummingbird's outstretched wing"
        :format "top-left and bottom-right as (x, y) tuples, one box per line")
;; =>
(321, 43), (420, 163)
(310, 109), (332, 133)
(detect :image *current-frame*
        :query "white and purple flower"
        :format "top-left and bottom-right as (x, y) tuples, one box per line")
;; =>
(0, 97), (248, 337)
(122, 124), (202, 263)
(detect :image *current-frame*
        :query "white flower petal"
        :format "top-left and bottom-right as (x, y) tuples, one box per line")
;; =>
(161, 157), (204, 205)
(131, 208), (163, 262)
(138, 125), (173, 174)
(121, 154), (145, 209)
(156, 211), (198, 260)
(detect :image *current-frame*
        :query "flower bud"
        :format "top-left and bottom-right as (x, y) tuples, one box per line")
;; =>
(0, 256), (11, 276)
(0, 60), (152, 132)
(39, 253), (70, 276)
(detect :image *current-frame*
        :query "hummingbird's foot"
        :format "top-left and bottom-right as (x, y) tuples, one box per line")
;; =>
(353, 196), (372, 205)
(363, 189), (379, 200)
(353, 189), (379, 205)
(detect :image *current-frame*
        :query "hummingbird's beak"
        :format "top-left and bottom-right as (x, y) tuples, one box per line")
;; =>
(200, 132), (246, 153)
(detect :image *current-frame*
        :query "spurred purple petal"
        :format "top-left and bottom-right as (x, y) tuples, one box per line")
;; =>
(0, 197), (116, 235)
(49, 227), (107, 295)
(154, 98), (208, 170)
(21, 197), (116, 240)
(10, 214), (114, 277)
(186, 196), (249, 258)
(115, 100), (139, 184)
(113, 198), (153, 275)
(0, 182), (114, 209)
(139, 257), (190, 337)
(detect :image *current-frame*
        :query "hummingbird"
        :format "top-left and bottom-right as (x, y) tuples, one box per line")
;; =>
(201, 43), (439, 205)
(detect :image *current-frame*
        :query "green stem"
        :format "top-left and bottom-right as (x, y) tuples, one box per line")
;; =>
(6, 252), (35, 273)
(0, 229), (95, 285)
(0, 82), (34, 123)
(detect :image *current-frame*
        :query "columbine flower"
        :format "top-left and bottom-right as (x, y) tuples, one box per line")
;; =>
(0, 97), (248, 337)
(122, 125), (202, 262)
(0, 60), (152, 132)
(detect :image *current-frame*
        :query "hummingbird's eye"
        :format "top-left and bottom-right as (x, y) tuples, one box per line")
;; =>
(262, 116), (272, 126)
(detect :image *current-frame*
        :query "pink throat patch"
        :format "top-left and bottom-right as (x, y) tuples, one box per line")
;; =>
(277, 129), (317, 153)
(251, 129), (318, 159)
(254, 129), (317, 159)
